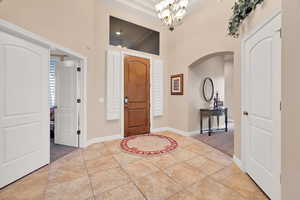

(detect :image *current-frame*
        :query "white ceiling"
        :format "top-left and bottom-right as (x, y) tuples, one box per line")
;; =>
(112, 0), (200, 17)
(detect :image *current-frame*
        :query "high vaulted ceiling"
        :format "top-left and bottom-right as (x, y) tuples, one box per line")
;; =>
(111, 0), (200, 17)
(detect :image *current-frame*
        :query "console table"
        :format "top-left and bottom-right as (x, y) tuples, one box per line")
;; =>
(200, 107), (228, 136)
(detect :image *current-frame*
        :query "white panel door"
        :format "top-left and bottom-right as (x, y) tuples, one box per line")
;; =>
(55, 62), (77, 147)
(244, 14), (281, 199)
(0, 31), (49, 188)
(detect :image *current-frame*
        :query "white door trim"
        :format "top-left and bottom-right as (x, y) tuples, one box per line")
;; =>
(0, 19), (88, 148)
(119, 50), (153, 137)
(79, 57), (88, 148)
(241, 9), (281, 200)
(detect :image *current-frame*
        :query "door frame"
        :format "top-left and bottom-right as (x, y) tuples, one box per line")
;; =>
(51, 56), (85, 147)
(241, 9), (281, 200)
(120, 50), (153, 137)
(0, 19), (88, 148)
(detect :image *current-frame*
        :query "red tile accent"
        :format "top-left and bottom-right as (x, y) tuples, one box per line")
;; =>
(120, 134), (178, 156)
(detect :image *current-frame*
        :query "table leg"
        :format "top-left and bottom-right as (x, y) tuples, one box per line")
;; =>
(225, 109), (228, 132)
(217, 116), (220, 129)
(208, 116), (211, 136)
(200, 113), (203, 134)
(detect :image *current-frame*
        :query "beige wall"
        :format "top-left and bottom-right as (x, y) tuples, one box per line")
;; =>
(0, 0), (282, 159)
(167, 0), (236, 133)
(3, 0), (299, 197)
(91, 1), (170, 139)
(282, 0), (300, 198)
(0, 0), (170, 141)
(167, 0), (281, 159)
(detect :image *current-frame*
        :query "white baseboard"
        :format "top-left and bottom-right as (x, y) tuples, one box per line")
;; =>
(85, 134), (122, 147)
(233, 155), (244, 171)
(187, 129), (201, 136)
(151, 127), (170, 133)
(151, 127), (188, 136)
(84, 126), (235, 149)
(167, 127), (188, 136)
(151, 127), (200, 137)
(85, 128), (245, 174)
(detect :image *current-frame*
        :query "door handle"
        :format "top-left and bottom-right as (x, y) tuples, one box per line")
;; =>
(124, 97), (129, 104)
(243, 111), (249, 116)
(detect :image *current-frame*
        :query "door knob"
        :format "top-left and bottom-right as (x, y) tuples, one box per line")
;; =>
(243, 111), (249, 116)
(124, 97), (129, 104)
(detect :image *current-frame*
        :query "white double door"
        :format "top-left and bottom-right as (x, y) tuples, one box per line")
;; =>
(243, 14), (281, 199)
(55, 61), (79, 147)
(0, 31), (49, 188)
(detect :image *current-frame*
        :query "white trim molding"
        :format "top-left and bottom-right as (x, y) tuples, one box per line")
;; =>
(119, 50), (154, 137)
(85, 135), (122, 147)
(106, 50), (122, 120)
(187, 130), (202, 136)
(150, 127), (196, 137)
(0, 19), (85, 60)
(107, 0), (201, 18)
(152, 59), (164, 117)
(150, 127), (170, 133)
(0, 19), (88, 149)
(233, 155), (245, 172)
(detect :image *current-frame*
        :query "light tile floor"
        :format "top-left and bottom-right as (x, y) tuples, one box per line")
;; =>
(0, 131), (269, 200)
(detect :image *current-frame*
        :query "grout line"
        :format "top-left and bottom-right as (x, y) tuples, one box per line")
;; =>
(52, 132), (246, 200)
(80, 149), (97, 199)
(205, 174), (247, 199)
(43, 164), (51, 200)
(117, 160), (149, 200)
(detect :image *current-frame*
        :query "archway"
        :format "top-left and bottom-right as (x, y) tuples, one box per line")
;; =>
(187, 51), (234, 157)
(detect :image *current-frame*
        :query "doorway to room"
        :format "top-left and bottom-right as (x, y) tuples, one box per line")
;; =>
(49, 53), (81, 162)
(188, 52), (234, 157)
(0, 20), (87, 188)
(124, 55), (150, 137)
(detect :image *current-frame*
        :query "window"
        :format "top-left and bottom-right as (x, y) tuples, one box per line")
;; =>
(49, 60), (56, 108)
(109, 16), (160, 55)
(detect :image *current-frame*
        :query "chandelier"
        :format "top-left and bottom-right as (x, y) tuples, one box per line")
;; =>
(155, 0), (189, 31)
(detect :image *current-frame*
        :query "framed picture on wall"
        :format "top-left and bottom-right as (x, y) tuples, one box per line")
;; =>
(171, 74), (184, 95)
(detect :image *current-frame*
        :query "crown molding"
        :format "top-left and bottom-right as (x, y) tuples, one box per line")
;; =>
(110, 0), (200, 18)
(113, 0), (157, 17)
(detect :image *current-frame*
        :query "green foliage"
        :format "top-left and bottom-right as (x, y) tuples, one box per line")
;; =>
(228, 0), (264, 38)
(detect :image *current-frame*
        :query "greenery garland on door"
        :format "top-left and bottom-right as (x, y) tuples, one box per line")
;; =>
(228, 0), (264, 38)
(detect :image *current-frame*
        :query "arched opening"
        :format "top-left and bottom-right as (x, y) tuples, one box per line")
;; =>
(187, 52), (234, 157)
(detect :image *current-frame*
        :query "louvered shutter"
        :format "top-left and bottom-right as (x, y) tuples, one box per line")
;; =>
(152, 59), (164, 116)
(106, 50), (121, 120)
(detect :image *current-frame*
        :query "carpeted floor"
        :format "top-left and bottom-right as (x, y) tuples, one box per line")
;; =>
(192, 129), (234, 157)
(50, 139), (77, 162)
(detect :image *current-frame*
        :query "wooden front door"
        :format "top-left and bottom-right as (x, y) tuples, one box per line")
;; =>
(124, 56), (150, 137)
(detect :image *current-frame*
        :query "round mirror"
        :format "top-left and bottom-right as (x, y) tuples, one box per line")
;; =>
(202, 77), (214, 102)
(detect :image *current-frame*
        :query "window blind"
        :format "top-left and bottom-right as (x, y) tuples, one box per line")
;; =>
(49, 60), (56, 108)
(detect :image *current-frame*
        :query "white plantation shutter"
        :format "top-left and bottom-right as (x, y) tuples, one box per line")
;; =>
(152, 59), (164, 116)
(106, 50), (121, 120)
(49, 60), (56, 107)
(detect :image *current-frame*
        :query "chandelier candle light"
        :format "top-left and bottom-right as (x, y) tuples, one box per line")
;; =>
(155, 0), (189, 31)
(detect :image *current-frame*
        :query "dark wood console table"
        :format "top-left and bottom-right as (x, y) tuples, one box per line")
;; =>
(200, 107), (228, 136)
